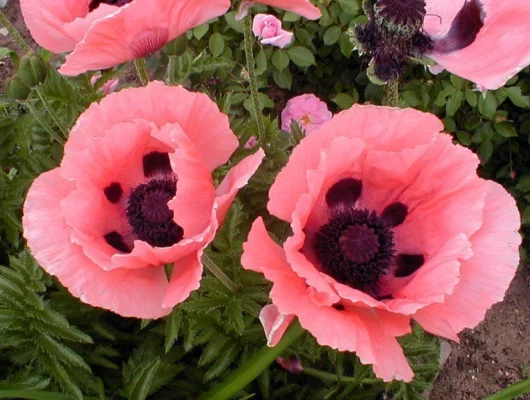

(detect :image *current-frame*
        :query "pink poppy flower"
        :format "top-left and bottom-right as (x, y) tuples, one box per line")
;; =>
(253, 14), (293, 48)
(20, 0), (230, 76)
(423, 0), (530, 90)
(90, 73), (119, 94)
(281, 94), (332, 135)
(242, 105), (520, 381)
(23, 82), (264, 319)
(237, 0), (321, 21)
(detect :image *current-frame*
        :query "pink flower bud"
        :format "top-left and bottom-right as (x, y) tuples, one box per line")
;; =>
(277, 357), (303, 374)
(90, 73), (119, 95)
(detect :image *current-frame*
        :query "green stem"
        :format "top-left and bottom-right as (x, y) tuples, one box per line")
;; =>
(200, 319), (305, 400)
(25, 101), (65, 145)
(243, 13), (266, 145)
(167, 56), (176, 85)
(134, 58), (149, 86)
(484, 378), (530, 400)
(0, 10), (31, 53)
(35, 87), (68, 137)
(303, 367), (378, 385)
(384, 79), (399, 107)
(202, 253), (239, 293)
(303, 368), (358, 383)
(0, 390), (100, 400)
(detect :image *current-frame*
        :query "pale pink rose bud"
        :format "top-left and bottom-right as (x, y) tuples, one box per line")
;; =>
(281, 94), (332, 135)
(245, 136), (258, 149)
(252, 14), (293, 48)
(90, 73), (119, 95)
(277, 357), (303, 374)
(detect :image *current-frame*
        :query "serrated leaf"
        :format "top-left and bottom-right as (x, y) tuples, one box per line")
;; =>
(164, 308), (182, 353)
(203, 343), (239, 381)
(199, 335), (231, 367)
(125, 358), (162, 400)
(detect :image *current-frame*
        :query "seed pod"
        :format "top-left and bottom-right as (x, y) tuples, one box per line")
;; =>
(6, 76), (31, 100)
(17, 53), (47, 87)
(373, 0), (426, 43)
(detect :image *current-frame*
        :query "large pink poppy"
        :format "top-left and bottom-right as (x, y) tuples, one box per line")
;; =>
(424, 0), (530, 90)
(242, 105), (520, 381)
(20, 0), (230, 76)
(23, 82), (264, 319)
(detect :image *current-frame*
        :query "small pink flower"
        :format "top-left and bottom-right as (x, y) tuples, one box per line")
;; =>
(242, 105), (520, 382)
(23, 82), (264, 319)
(237, 0), (321, 20)
(252, 14), (293, 48)
(90, 73), (119, 95)
(20, 0), (230, 76)
(281, 94), (332, 135)
(424, 0), (530, 90)
(245, 136), (258, 149)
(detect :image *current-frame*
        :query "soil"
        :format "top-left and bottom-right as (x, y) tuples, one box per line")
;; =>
(2, 2), (530, 399)
(430, 266), (530, 400)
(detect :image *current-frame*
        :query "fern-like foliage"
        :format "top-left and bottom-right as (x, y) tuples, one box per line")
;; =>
(0, 251), (96, 399)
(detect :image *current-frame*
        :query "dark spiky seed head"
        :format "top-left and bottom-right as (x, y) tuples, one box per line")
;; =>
(374, 0), (427, 42)
(314, 208), (395, 292)
(126, 178), (183, 248)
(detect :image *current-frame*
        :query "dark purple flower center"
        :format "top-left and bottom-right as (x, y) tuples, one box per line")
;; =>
(125, 178), (183, 248)
(314, 178), (424, 297)
(88, 0), (133, 12)
(315, 208), (395, 292)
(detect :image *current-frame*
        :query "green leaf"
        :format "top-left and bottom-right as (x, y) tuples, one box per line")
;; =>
(494, 121), (518, 138)
(272, 68), (292, 89)
(209, 33), (225, 58)
(523, 206), (530, 225)
(0, 47), (14, 60)
(125, 358), (162, 400)
(445, 90), (463, 117)
(338, 0), (360, 14)
(323, 26), (342, 45)
(506, 86), (530, 108)
(465, 89), (478, 107)
(516, 175), (530, 193)
(199, 335), (231, 367)
(287, 46), (316, 68)
(255, 49), (268, 75)
(164, 308), (182, 353)
(193, 24), (209, 40)
(271, 51), (289, 71)
(331, 93), (354, 110)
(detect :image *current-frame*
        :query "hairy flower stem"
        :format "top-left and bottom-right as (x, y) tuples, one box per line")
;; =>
(384, 79), (399, 107)
(134, 58), (149, 86)
(202, 253), (239, 293)
(0, 10), (31, 53)
(25, 101), (65, 145)
(200, 319), (305, 400)
(35, 87), (68, 137)
(243, 13), (266, 145)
